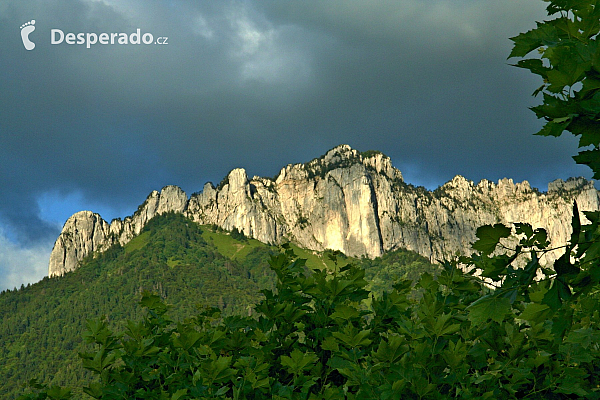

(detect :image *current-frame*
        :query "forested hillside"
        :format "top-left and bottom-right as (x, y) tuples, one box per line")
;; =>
(0, 212), (436, 399)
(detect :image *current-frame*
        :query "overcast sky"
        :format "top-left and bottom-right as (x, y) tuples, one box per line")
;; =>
(0, 0), (592, 290)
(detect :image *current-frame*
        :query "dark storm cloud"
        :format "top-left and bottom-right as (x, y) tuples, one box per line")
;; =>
(0, 0), (591, 289)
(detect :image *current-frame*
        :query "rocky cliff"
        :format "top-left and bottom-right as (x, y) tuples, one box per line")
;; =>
(48, 145), (600, 277)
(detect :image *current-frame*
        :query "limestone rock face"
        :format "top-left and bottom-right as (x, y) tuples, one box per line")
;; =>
(48, 211), (113, 277)
(48, 145), (600, 277)
(112, 185), (188, 243)
(49, 186), (189, 277)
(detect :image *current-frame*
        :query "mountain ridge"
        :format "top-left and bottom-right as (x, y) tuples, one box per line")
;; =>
(49, 144), (600, 277)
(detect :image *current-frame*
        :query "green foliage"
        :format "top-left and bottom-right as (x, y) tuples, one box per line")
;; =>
(17, 380), (71, 400)
(2, 213), (274, 399)
(509, 0), (600, 178)
(472, 224), (512, 255)
(123, 231), (150, 253)
(230, 228), (248, 242)
(359, 150), (385, 159)
(357, 248), (440, 293)
(2, 213), (435, 400)
(20, 232), (600, 399)
(201, 226), (260, 260)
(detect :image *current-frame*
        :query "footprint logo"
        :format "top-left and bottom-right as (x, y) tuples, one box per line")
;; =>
(20, 20), (36, 50)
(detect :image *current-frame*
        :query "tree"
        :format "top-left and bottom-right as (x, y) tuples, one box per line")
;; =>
(509, 0), (600, 177)
(19, 239), (600, 399)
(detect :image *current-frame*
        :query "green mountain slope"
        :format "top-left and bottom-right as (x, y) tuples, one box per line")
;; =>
(0, 212), (437, 399)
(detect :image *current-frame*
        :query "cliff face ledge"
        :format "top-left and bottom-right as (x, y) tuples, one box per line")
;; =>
(48, 145), (600, 277)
